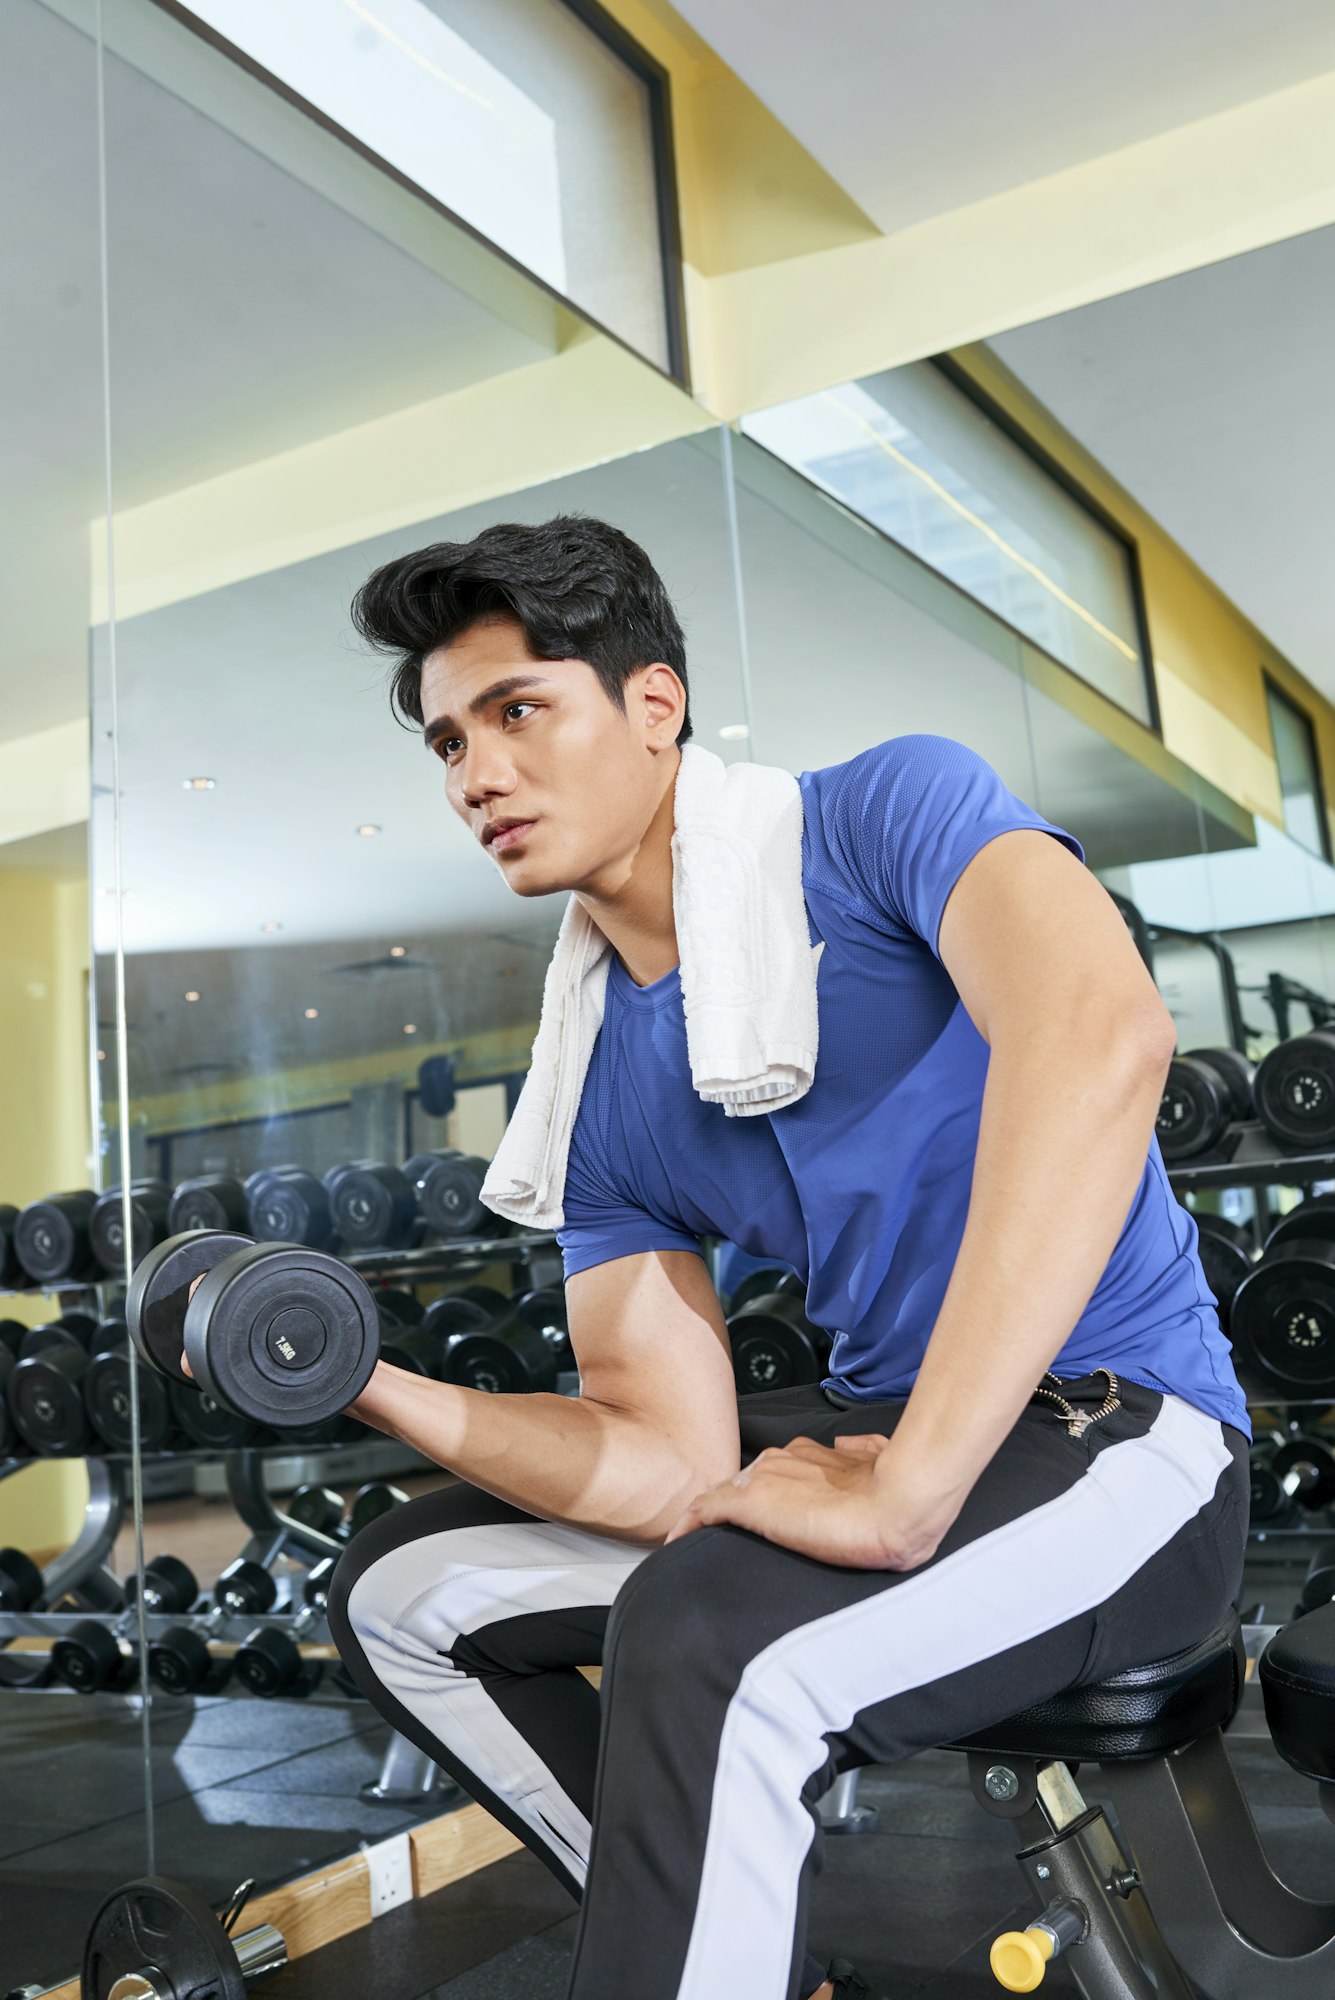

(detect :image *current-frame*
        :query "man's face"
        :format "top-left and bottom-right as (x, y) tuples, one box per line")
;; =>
(420, 615), (679, 898)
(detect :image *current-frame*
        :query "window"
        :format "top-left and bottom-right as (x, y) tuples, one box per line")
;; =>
(1267, 677), (1331, 861)
(741, 360), (1153, 723)
(176, 0), (683, 375)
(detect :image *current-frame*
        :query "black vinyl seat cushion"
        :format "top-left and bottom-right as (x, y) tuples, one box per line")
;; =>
(1260, 1602), (1335, 1783)
(949, 1615), (1245, 1763)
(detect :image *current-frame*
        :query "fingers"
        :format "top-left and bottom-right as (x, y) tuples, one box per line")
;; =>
(832, 1432), (890, 1457)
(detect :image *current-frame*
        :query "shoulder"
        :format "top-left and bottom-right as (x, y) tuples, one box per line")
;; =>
(801, 734), (996, 827)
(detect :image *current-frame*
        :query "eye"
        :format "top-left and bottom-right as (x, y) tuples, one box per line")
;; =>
(503, 702), (535, 724)
(437, 737), (463, 762)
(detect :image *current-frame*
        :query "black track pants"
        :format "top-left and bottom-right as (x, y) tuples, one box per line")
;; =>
(327, 1379), (1248, 2000)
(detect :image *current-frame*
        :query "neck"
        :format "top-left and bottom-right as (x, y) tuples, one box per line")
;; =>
(575, 751), (680, 988)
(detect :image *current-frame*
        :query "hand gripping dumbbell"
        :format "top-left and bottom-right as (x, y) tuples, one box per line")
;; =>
(89, 1180), (172, 1276)
(84, 1322), (178, 1454)
(726, 1288), (833, 1394)
(233, 1558), (337, 1698)
(245, 1167), (337, 1250)
(13, 1189), (100, 1286)
(323, 1160), (421, 1251)
(126, 1230), (380, 1434)
(147, 1556), (280, 1696)
(168, 1173), (250, 1233)
(403, 1150), (511, 1240)
(1155, 1048), (1255, 1161)
(50, 1553), (199, 1694)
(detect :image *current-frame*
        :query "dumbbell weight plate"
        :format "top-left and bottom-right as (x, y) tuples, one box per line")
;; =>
(412, 1153), (506, 1239)
(420, 1296), (492, 1341)
(1274, 1437), (1335, 1511)
(185, 1244), (380, 1430)
(1233, 1241), (1335, 1394)
(57, 1311), (100, 1347)
(0, 1320), (25, 1360)
(1157, 1056), (1230, 1162)
(375, 1289), (425, 1327)
(167, 1377), (259, 1450)
(246, 1167), (335, 1250)
(127, 1553), (198, 1617)
(168, 1174), (249, 1234)
(727, 1294), (830, 1394)
(234, 1625), (314, 1699)
(286, 1484), (344, 1535)
(1192, 1214), (1254, 1320)
(0, 1348), (19, 1459)
(7, 1334), (92, 1456)
(0, 1206), (21, 1289)
(324, 1161), (419, 1251)
(83, 1877), (247, 2000)
(727, 1267), (792, 1316)
(89, 1182), (171, 1277)
(440, 1321), (557, 1394)
(1254, 1029), (1335, 1151)
(348, 1482), (408, 1538)
(126, 1231), (254, 1387)
(147, 1626), (225, 1697)
(50, 1618), (132, 1694)
(13, 1190), (98, 1285)
(83, 1344), (175, 1454)
(1266, 1202), (1335, 1254)
(0, 1547), (44, 1613)
(1186, 1047), (1255, 1122)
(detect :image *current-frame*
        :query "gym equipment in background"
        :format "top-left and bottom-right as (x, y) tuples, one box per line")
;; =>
(726, 1287), (832, 1393)
(168, 1174), (250, 1234)
(89, 1180), (172, 1275)
(323, 1160), (420, 1251)
(1156, 1048), (1255, 1162)
(1254, 1028), (1335, 1152)
(1232, 1197), (1335, 1396)
(13, 1190), (99, 1285)
(245, 1167), (336, 1250)
(81, 1876), (286, 2000)
(1191, 1212), (1255, 1329)
(403, 1150), (511, 1239)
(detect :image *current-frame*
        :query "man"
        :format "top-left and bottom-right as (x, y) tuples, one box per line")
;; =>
(328, 515), (1249, 2000)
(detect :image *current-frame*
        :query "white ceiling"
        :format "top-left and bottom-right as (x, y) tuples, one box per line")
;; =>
(1, 0), (552, 741)
(988, 223), (1335, 698)
(672, 0), (1335, 235)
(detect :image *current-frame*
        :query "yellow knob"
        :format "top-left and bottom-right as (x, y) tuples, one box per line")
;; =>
(989, 1926), (1054, 1991)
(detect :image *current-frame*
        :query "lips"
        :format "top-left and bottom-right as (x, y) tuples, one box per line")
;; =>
(484, 819), (536, 852)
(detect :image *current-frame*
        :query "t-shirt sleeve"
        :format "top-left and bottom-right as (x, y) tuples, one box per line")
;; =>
(820, 735), (1084, 958)
(556, 1119), (702, 1282)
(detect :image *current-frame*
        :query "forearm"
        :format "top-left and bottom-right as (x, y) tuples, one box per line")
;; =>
(884, 1012), (1173, 1508)
(349, 1364), (737, 1543)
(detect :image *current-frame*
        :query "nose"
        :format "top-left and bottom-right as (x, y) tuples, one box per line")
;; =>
(458, 737), (516, 808)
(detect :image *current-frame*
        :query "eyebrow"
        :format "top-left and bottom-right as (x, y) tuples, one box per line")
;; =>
(422, 674), (555, 748)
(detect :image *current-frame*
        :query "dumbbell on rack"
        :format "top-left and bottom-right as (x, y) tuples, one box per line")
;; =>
(233, 1559), (336, 1698)
(13, 1189), (99, 1286)
(89, 1179), (172, 1276)
(323, 1160), (420, 1251)
(5, 1317), (115, 1457)
(1254, 1028), (1335, 1151)
(726, 1286), (832, 1393)
(1190, 1213), (1256, 1331)
(245, 1167), (337, 1250)
(84, 1322), (179, 1454)
(147, 1556), (281, 1696)
(48, 1553), (200, 1694)
(0, 1546), (45, 1613)
(1156, 1048), (1256, 1162)
(0, 1205), (22, 1289)
(1232, 1197), (1335, 1396)
(1249, 1431), (1335, 1525)
(403, 1150), (511, 1240)
(169, 1173), (250, 1233)
(422, 1292), (560, 1393)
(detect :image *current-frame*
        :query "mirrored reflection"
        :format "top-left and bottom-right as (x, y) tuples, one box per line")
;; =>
(91, 0), (739, 1896)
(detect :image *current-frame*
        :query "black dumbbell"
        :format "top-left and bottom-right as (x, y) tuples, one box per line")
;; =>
(89, 1180), (172, 1276)
(379, 1322), (449, 1380)
(1248, 1439), (1293, 1525)
(57, 1310), (100, 1346)
(281, 1411), (366, 1447)
(84, 1326), (177, 1454)
(233, 1560), (335, 1698)
(50, 1619), (141, 1694)
(404, 1151), (510, 1240)
(286, 1484), (345, 1537)
(0, 1547), (44, 1613)
(168, 1174), (249, 1234)
(1296, 1539), (1335, 1616)
(438, 1316), (560, 1394)
(0, 1347), (26, 1461)
(727, 1267), (797, 1316)
(146, 1557), (278, 1695)
(1271, 1434), (1335, 1512)
(323, 1161), (420, 1251)
(1156, 1048), (1255, 1162)
(6, 1325), (98, 1456)
(167, 1377), (261, 1451)
(509, 1287), (573, 1372)
(1232, 1202), (1335, 1396)
(375, 1289), (425, 1327)
(0, 1319), (26, 1359)
(13, 1190), (99, 1285)
(0, 1206), (22, 1289)
(1255, 1028), (1335, 1151)
(346, 1482), (408, 1539)
(124, 1553), (200, 1617)
(1191, 1213), (1255, 1330)
(246, 1166), (336, 1250)
(726, 1290), (832, 1394)
(126, 1230), (380, 1433)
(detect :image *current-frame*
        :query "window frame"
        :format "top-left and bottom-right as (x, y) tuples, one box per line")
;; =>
(150, 0), (689, 385)
(1264, 671), (1332, 863)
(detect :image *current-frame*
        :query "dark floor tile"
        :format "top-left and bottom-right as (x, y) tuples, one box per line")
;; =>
(263, 1854), (576, 2000)
(0, 1821), (79, 1865)
(0, 1739), (278, 1827)
(212, 1727), (457, 1809)
(145, 1697), (377, 1752)
(422, 1930), (574, 1999)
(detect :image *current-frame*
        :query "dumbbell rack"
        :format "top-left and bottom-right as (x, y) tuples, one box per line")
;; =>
(0, 1229), (565, 1696)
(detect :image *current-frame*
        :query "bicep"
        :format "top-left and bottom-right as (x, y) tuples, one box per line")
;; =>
(937, 829), (1174, 1050)
(565, 1250), (740, 1474)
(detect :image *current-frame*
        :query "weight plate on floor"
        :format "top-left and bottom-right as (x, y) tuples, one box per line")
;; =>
(1232, 1242), (1335, 1394)
(126, 1231), (253, 1387)
(184, 1244), (379, 1429)
(82, 1876), (246, 2000)
(1156, 1056), (1228, 1161)
(168, 1174), (250, 1235)
(1254, 1029), (1335, 1151)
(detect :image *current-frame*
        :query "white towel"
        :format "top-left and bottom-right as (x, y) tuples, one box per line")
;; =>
(481, 742), (821, 1231)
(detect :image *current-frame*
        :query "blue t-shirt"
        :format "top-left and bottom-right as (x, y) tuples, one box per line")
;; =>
(557, 735), (1249, 1437)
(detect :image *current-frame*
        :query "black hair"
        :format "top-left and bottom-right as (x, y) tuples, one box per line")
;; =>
(351, 514), (692, 743)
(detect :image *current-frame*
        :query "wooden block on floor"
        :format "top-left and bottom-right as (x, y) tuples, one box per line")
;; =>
(411, 1803), (521, 1898)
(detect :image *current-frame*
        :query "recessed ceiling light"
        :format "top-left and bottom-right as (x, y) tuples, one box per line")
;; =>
(259, 920), (282, 934)
(97, 1049), (106, 1062)
(303, 1007), (319, 1019)
(389, 945), (406, 958)
(718, 724), (750, 741)
(184, 990), (200, 1003)
(182, 776), (216, 791)
(403, 1023), (417, 1035)
(356, 823), (382, 838)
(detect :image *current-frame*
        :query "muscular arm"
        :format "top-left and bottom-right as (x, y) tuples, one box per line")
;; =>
(674, 829), (1180, 1566)
(348, 1246), (740, 1543)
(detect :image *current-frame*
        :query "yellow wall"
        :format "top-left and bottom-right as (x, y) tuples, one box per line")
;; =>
(0, 867), (95, 1557)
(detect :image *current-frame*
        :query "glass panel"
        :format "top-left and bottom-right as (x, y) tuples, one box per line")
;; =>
(1268, 681), (1330, 861)
(742, 359), (1151, 723)
(177, 0), (675, 371)
(96, 0), (740, 1898)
